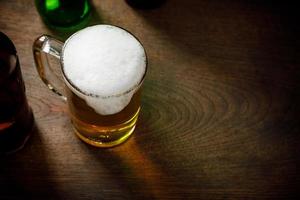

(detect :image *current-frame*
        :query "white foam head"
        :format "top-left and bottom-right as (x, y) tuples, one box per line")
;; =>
(62, 25), (147, 115)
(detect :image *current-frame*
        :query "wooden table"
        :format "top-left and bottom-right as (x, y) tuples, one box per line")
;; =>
(1, 0), (299, 199)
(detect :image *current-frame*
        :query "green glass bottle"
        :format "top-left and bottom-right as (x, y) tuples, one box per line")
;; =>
(35, 0), (91, 29)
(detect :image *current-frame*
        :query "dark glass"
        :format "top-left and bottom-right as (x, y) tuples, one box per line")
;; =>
(35, 0), (91, 28)
(125, 0), (166, 9)
(0, 32), (33, 154)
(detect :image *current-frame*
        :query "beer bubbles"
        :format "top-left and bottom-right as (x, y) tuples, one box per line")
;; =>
(62, 25), (147, 115)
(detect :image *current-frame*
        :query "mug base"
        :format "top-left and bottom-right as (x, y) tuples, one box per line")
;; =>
(74, 125), (135, 148)
(71, 107), (140, 148)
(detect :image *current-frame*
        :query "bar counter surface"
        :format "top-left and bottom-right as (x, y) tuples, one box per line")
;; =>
(0, 0), (299, 199)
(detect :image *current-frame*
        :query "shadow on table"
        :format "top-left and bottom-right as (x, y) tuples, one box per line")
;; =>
(0, 123), (61, 199)
(152, 1), (297, 72)
(131, 0), (299, 71)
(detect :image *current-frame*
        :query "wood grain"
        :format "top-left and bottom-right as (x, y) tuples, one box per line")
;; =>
(1, 0), (299, 199)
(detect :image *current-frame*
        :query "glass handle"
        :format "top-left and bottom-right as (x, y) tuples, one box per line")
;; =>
(33, 35), (67, 101)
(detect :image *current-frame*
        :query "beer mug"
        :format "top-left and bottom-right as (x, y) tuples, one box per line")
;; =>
(0, 32), (34, 153)
(33, 25), (147, 148)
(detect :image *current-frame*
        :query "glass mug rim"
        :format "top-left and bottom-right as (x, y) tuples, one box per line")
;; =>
(60, 24), (148, 99)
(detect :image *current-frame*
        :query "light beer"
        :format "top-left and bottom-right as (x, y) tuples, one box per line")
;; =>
(61, 25), (147, 147)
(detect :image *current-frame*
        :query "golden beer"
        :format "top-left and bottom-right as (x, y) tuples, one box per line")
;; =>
(66, 87), (142, 147)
